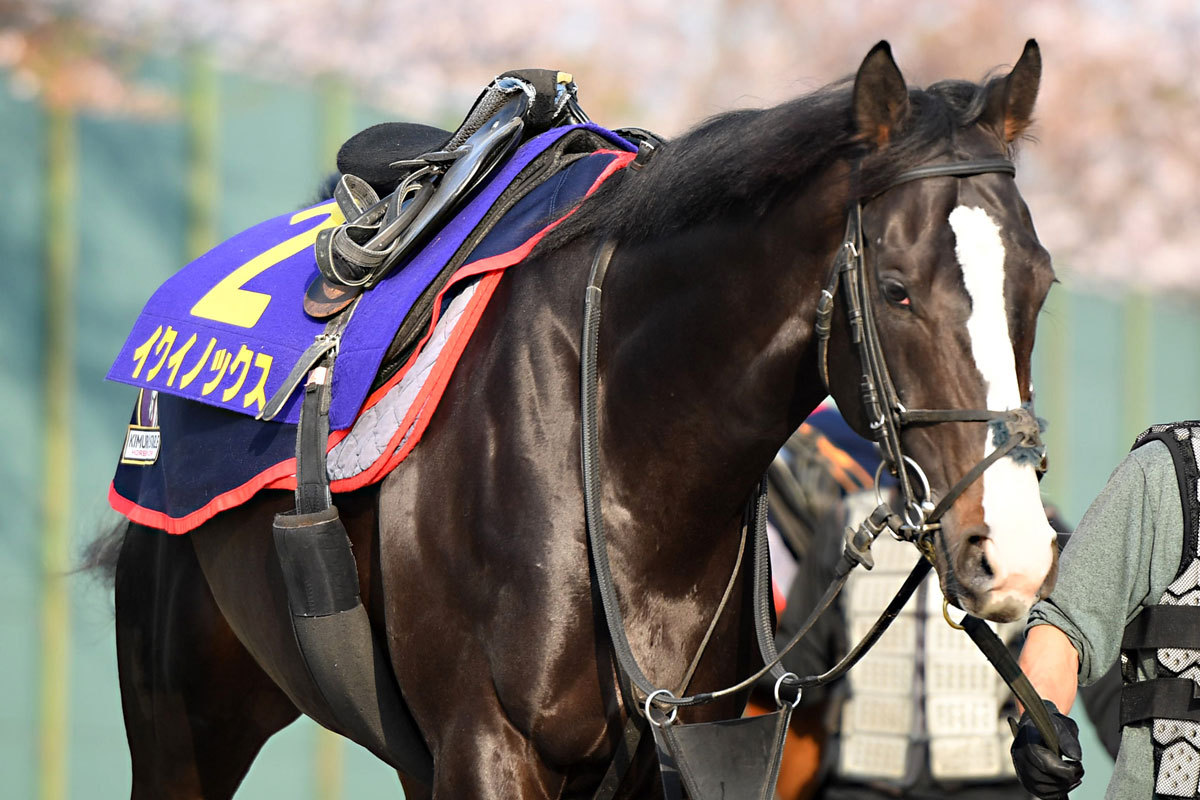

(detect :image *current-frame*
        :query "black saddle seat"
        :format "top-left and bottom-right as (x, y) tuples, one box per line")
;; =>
(337, 123), (453, 195)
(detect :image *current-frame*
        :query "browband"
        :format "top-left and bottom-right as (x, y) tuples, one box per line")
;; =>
(885, 158), (1015, 191)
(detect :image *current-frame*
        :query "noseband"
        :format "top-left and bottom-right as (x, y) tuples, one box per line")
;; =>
(814, 157), (1046, 560)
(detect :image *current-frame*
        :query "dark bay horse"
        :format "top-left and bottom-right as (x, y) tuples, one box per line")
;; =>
(104, 41), (1059, 798)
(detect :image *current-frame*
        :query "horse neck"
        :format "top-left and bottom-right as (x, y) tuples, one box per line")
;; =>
(597, 188), (842, 565)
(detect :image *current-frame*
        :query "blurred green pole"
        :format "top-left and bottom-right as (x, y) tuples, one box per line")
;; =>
(313, 74), (353, 800)
(1039, 287), (1071, 515)
(1121, 293), (1152, 442)
(318, 75), (352, 175)
(314, 725), (345, 800)
(38, 102), (76, 800)
(186, 49), (219, 259)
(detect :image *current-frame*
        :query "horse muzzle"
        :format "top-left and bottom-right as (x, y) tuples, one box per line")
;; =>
(947, 524), (1058, 622)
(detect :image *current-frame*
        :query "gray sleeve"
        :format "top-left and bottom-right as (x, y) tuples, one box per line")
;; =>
(1026, 442), (1172, 685)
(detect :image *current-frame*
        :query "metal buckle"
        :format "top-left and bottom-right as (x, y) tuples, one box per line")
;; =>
(645, 689), (680, 727)
(774, 673), (802, 709)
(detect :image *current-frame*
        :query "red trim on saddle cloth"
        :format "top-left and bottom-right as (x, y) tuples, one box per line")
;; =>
(109, 459), (298, 533)
(110, 150), (635, 534)
(773, 580), (787, 615)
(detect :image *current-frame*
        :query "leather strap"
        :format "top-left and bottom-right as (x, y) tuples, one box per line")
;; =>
(291, 307), (360, 513)
(898, 408), (1013, 424)
(924, 418), (1035, 524)
(1122, 605), (1200, 649)
(260, 300), (359, 421)
(882, 158), (1015, 192)
(1120, 677), (1200, 726)
(591, 716), (647, 800)
(581, 239), (670, 703)
(962, 615), (1061, 757)
(296, 366), (333, 515)
(260, 333), (338, 422)
(751, 477), (791, 689)
(786, 558), (930, 688)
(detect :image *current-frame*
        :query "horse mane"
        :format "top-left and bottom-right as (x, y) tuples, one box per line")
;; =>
(540, 74), (1013, 251)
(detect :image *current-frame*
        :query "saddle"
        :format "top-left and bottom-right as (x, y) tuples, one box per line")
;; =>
(262, 69), (659, 420)
(303, 68), (592, 318)
(282, 66), (626, 500)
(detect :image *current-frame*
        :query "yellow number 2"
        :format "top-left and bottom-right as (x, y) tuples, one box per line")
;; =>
(189, 201), (345, 329)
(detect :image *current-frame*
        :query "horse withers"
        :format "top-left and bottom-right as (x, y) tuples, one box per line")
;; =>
(100, 40), (1057, 798)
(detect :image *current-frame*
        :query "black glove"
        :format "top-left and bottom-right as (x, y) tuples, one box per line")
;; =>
(1009, 699), (1084, 799)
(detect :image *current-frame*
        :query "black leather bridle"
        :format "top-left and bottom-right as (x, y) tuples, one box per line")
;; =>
(579, 157), (1059, 798)
(814, 157), (1047, 562)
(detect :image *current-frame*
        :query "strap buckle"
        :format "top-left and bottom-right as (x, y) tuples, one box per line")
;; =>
(774, 672), (802, 709)
(644, 689), (680, 727)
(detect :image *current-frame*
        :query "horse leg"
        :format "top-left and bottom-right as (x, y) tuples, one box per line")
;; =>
(114, 523), (301, 799)
(427, 707), (567, 799)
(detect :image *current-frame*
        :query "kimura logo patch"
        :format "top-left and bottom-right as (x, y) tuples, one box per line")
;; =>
(122, 389), (161, 465)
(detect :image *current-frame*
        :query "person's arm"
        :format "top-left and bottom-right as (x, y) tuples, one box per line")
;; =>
(1010, 624), (1086, 799)
(1009, 444), (1170, 797)
(1026, 444), (1167, 686)
(1018, 623), (1079, 713)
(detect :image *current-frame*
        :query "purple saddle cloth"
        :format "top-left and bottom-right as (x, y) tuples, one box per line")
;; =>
(107, 123), (632, 430)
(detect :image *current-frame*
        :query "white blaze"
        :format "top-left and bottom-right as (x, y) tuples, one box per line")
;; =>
(949, 206), (1053, 603)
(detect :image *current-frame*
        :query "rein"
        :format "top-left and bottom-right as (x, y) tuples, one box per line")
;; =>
(579, 157), (1059, 793)
(581, 243), (794, 714)
(581, 242), (918, 719)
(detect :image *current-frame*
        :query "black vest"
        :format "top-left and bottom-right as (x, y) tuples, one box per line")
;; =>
(1121, 422), (1200, 798)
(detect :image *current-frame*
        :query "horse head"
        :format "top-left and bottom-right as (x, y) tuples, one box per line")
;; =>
(826, 40), (1056, 622)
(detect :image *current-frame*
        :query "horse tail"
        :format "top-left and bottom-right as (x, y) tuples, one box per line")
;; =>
(77, 518), (129, 593)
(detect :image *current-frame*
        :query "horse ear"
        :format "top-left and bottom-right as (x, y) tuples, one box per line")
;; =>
(983, 39), (1041, 143)
(852, 41), (909, 147)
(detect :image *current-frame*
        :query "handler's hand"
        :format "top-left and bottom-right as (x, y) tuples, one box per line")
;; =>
(1009, 699), (1084, 799)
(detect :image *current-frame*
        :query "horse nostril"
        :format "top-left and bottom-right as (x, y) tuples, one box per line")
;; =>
(955, 526), (994, 589)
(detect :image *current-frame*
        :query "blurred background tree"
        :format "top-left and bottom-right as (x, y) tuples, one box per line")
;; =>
(7, 0), (1200, 290)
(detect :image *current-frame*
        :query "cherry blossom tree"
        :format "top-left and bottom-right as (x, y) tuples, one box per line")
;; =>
(5, 0), (1199, 291)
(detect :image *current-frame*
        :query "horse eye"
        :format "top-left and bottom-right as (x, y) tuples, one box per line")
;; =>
(881, 279), (910, 306)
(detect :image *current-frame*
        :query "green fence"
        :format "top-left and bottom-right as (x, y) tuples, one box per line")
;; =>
(0, 55), (412, 800)
(3, 54), (1197, 800)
